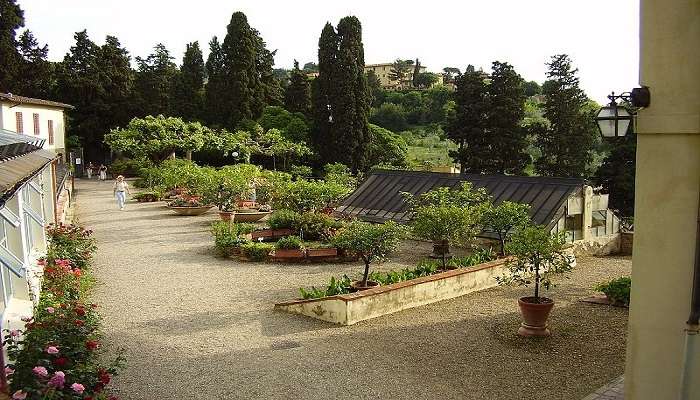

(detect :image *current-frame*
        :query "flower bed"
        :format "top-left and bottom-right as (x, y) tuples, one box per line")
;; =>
(3, 224), (124, 400)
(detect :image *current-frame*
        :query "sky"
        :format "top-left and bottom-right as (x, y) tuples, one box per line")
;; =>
(18, 0), (639, 104)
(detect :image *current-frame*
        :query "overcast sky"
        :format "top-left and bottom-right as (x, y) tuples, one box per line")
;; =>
(19, 0), (639, 103)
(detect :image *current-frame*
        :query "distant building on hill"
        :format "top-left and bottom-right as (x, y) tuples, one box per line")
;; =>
(364, 63), (443, 90)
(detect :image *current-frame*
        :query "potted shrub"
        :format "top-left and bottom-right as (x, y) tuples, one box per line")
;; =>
(239, 242), (274, 261)
(274, 236), (306, 259)
(332, 221), (406, 291)
(498, 225), (573, 337)
(595, 277), (631, 306)
(482, 201), (531, 256)
(306, 244), (338, 258)
(211, 221), (254, 256)
(254, 209), (300, 240)
(167, 197), (213, 216)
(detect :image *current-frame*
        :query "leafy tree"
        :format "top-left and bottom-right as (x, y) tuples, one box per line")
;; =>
(423, 85), (452, 124)
(171, 41), (205, 121)
(402, 91), (424, 124)
(482, 201), (531, 255)
(369, 103), (408, 132)
(388, 59), (413, 84)
(534, 54), (597, 177)
(366, 70), (384, 107)
(204, 36), (226, 126)
(134, 43), (178, 117)
(594, 132), (636, 217)
(284, 60), (311, 116)
(250, 128), (312, 170)
(447, 68), (488, 172)
(522, 80), (542, 97)
(367, 124), (408, 168)
(0, 0), (24, 92)
(488, 61), (528, 174)
(442, 67), (461, 84)
(332, 221), (406, 287)
(96, 35), (134, 139)
(414, 72), (438, 89)
(258, 106), (309, 142)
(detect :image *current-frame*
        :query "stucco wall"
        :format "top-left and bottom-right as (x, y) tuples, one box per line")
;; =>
(625, 0), (700, 398)
(0, 102), (67, 153)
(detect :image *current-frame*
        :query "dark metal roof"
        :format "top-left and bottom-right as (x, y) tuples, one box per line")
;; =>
(0, 152), (56, 203)
(0, 93), (74, 109)
(0, 129), (46, 162)
(336, 170), (584, 228)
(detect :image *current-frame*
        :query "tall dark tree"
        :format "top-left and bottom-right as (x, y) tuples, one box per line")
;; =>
(204, 36), (226, 126)
(219, 12), (264, 129)
(133, 43), (177, 116)
(17, 30), (54, 98)
(253, 30), (283, 107)
(522, 80), (542, 97)
(534, 54), (597, 177)
(97, 36), (134, 134)
(595, 132), (636, 217)
(312, 17), (370, 171)
(0, 0), (24, 92)
(171, 41), (205, 121)
(55, 30), (104, 159)
(284, 60), (311, 116)
(447, 68), (489, 172)
(366, 70), (383, 107)
(412, 58), (421, 87)
(487, 61), (528, 174)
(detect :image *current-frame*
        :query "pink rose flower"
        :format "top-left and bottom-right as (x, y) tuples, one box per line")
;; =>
(48, 371), (65, 388)
(5, 366), (14, 375)
(11, 390), (27, 399)
(46, 307), (55, 314)
(71, 383), (85, 394)
(46, 346), (59, 354)
(32, 366), (48, 377)
(10, 330), (20, 337)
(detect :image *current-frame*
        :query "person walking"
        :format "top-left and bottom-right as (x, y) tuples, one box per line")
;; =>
(113, 175), (131, 210)
(86, 162), (94, 179)
(98, 164), (107, 181)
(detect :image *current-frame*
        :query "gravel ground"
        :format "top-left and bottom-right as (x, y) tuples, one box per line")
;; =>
(76, 179), (630, 400)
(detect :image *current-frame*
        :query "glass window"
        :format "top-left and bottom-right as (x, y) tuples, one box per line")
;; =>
(591, 210), (607, 237)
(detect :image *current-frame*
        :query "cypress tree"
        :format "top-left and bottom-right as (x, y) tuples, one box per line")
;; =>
(447, 67), (489, 173)
(535, 54), (597, 177)
(220, 11), (263, 130)
(284, 60), (311, 116)
(594, 132), (636, 217)
(311, 22), (338, 161)
(487, 61), (528, 174)
(204, 36), (226, 126)
(0, 0), (24, 92)
(171, 41), (205, 121)
(134, 43), (178, 117)
(17, 30), (54, 98)
(97, 35), (134, 135)
(253, 30), (283, 107)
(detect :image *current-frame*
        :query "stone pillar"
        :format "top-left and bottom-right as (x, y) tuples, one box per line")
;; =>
(582, 185), (593, 241)
(625, 1), (700, 399)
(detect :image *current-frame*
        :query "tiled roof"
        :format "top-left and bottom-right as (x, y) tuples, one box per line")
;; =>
(0, 93), (74, 109)
(336, 170), (583, 228)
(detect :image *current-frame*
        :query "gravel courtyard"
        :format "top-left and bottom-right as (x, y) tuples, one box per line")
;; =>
(76, 179), (630, 400)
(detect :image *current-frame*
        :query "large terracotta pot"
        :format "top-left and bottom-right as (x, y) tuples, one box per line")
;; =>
(273, 249), (306, 258)
(168, 206), (213, 216)
(517, 296), (555, 337)
(251, 228), (295, 241)
(307, 248), (338, 258)
(219, 211), (233, 221)
(233, 211), (272, 223)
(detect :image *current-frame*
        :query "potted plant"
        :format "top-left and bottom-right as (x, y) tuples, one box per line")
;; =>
(331, 221), (405, 291)
(253, 209), (300, 240)
(498, 225), (573, 337)
(167, 197), (213, 216)
(306, 243), (339, 258)
(274, 236), (306, 259)
(482, 201), (531, 256)
(594, 277), (631, 306)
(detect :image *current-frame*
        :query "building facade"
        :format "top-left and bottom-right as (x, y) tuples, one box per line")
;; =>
(365, 63), (442, 89)
(0, 93), (73, 157)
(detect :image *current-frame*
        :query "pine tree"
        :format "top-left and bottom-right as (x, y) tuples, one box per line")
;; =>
(284, 60), (311, 116)
(487, 61), (528, 174)
(171, 41), (205, 121)
(0, 0), (24, 92)
(134, 43), (178, 117)
(220, 11), (263, 130)
(535, 54), (597, 177)
(204, 36), (226, 126)
(447, 68), (489, 173)
(594, 133), (636, 217)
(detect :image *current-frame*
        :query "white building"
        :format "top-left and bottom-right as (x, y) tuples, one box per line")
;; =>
(0, 93), (73, 157)
(0, 129), (71, 342)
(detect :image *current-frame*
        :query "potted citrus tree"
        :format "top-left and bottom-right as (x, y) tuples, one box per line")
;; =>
(498, 225), (573, 337)
(482, 201), (531, 256)
(332, 221), (405, 290)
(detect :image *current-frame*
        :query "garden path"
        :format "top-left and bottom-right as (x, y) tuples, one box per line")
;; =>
(76, 178), (631, 400)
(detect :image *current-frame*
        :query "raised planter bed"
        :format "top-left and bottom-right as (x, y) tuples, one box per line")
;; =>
(233, 211), (272, 223)
(306, 248), (338, 258)
(251, 228), (295, 241)
(168, 205), (213, 216)
(275, 258), (511, 325)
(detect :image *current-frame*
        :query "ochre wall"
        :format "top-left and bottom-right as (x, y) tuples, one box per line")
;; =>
(625, 0), (700, 398)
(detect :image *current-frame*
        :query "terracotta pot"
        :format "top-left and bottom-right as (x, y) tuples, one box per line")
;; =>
(251, 230), (274, 240)
(350, 280), (379, 291)
(219, 211), (233, 221)
(233, 211), (272, 223)
(517, 296), (555, 337)
(168, 205), (213, 216)
(237, 200), (258, 208)
(307, 248), (338, 257)
(274, 249), (306, 258)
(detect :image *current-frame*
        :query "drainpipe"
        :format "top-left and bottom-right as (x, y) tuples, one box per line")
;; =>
(679, 199), (700, 400)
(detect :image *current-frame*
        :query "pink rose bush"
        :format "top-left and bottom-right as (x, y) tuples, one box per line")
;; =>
(3, 224), (124, 399)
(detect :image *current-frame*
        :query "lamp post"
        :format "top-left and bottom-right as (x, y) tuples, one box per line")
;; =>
(594, 86), (651, 138)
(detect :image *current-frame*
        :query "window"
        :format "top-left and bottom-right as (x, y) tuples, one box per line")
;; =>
(33, 113), (40, 135)
(15, 112), (23, 134)
(591, 210), (608, 237)
(48, 120), (54, 145)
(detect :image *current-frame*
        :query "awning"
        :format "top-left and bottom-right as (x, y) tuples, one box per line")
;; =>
(0, 129), (45, 162)
(0, 152), (55, 203)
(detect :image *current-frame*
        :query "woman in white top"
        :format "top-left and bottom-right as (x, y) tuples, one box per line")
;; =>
(113, 175), (131, 210)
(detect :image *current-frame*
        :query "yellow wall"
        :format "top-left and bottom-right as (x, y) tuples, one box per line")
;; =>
(625, 0), (700, 398)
